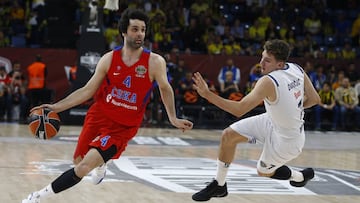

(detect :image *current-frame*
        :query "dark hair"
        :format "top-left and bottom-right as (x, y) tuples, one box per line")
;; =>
(263, 39), (290, 62)
(119, 8), (149, 34)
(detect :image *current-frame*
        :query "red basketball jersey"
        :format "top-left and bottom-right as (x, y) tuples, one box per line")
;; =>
(94, 47), (154, 126)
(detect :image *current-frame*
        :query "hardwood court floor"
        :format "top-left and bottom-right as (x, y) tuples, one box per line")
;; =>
(1, 123), (359, 203)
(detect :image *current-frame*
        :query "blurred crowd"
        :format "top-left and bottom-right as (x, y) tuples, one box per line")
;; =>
(0, 0), (360, 59)
(0, 55), (53, 123)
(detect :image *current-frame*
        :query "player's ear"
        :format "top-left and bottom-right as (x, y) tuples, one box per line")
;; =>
(277, 61), (285, 68)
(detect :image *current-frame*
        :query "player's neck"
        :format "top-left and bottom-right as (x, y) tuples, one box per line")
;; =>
(121, 46), (143, 66)
(123, 45), (142, 55)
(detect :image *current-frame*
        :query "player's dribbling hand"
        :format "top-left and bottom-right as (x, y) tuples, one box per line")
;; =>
(30, 104), (57, 113)
(192, 72), (210, 99)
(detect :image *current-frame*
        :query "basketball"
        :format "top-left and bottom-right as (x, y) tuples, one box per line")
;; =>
(28, 108), (61, 139)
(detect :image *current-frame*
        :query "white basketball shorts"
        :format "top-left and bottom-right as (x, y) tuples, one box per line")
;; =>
(230, 113), (305, 174)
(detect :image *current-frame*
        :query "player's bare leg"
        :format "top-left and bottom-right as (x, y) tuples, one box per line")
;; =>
(22, 148), (104, 203)
(192, 128), (247, 201)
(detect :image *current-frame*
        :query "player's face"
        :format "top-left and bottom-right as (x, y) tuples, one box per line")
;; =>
(124, 19), (146, 49)
(259, 50), (284, 74)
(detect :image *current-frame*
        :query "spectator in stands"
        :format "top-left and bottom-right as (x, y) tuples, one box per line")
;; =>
(177, 71), (200, 120)
(334, 77), (360, 130)
(67, 64), (77, 86)
(215, 16), (227, 36)
(326, 64), (338, 85)
(0, 82), (5, 121)
(332, 70), (345, 90)
(341, 42), (356, 60)
(246, 63), (262, 95)
(8, 60), (28, 122)
(257, 9), (271, 30)
(27, 54), (49, 109)
(303, 11), (322, 36)
(310, 64), (327, 91)
(346, 62), (360, 86)
(27, 9), (47, 47)
(303, 61), (314, 75)
(0, 30), (10, 47)
(230, 19), (244, 40)
(0, 66), (10, 84)
(355, 81), (360, 106)
(0, 66), (10, 121)
(147, 3), (166, 20)
(148, 12), (166, 43)
(10, 1), (26, 34)
(104, 21), (119, 49)
(221, 25), (233, 45)
(334, 12), (351, 44)
(109, 34), (123, 50)
(223, 36), (242, 55)
(314, 82), (339, 131)
(154, 25), (173, 52)
(165, 8), (184, 50)
(190, 0), (209, 18)
(8, 60), (26, 82)
(207, 34), (223, 55)
(350, 13), (360, 46)
(7, 69), (28, 122)
(218, 58), (241, 94)
(322, 20), (335, 39)
(169, 58), (187, 90)
(292, 34), (312, 57)
(265, 22), (280, 40)
(325, 45), (339, 60)
(178, 71), (197, 103)
(183, 18), (205, 53)
(219, 71), (240, 100)
(249, 19), (266, 43)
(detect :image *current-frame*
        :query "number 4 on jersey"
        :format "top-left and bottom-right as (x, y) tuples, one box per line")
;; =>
(123, 76), (131, 88)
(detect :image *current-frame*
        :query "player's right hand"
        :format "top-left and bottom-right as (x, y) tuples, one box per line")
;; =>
(171, 118), (193, 132)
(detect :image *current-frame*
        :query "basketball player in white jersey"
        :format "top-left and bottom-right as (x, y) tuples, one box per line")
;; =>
(191, 39), (321, 201)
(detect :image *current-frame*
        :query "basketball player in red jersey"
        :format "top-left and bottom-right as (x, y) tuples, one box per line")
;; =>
(22, 8), (193, 203)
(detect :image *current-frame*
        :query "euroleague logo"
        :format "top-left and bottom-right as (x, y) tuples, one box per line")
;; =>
(135, 65), (146, 78)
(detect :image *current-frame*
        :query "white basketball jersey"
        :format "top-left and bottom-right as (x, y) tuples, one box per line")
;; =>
(264, 63), (305, 136)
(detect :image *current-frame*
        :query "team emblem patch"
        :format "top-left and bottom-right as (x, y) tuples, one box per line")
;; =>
(135, 65), (146, 78)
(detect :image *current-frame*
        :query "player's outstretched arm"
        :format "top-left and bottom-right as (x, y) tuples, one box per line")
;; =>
(31, 52), (113, 113)
(193, 72), (266, 118)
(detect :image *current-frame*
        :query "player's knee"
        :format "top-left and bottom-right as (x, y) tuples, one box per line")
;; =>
(258, 165), (292, 180)
(221, 128), (235, 145)
(256, 160), (277, 178)
(221, 128), (246, 145)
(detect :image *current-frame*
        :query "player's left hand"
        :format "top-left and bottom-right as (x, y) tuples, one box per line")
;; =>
(192, 72), (210, 99)
(171, 118), (193, 132)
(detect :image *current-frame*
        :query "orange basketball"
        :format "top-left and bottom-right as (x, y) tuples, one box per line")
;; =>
(28, 108), (61, 139)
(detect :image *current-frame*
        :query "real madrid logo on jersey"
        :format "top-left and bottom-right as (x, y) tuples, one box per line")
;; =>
(135, 65), (146, 78)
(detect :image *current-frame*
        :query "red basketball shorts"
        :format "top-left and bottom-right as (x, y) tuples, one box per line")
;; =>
(73, 104), (140, 160)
